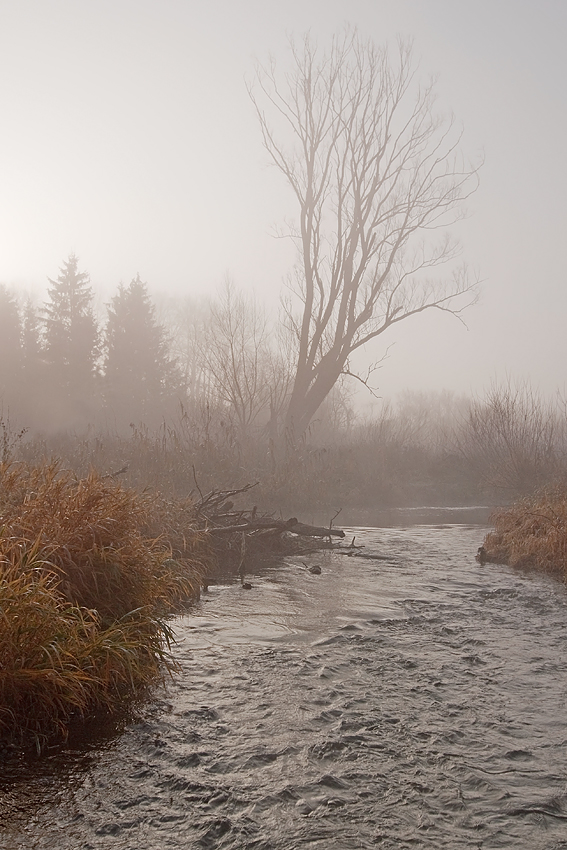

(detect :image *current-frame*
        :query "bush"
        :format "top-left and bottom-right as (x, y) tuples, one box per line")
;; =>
(0, 461), (208, 751)
(482, 488), (567, 580)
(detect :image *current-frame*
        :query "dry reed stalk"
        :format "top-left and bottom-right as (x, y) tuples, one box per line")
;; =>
(483, 489), (567, 579)
(0, 461), (206, 622)
(0, 461), (209, 751)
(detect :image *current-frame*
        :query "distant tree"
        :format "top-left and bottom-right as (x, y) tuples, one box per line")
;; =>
(0, 285), (22, 409)
(200, 280), (276, 435)
(43, 254), (100, 426)
(18, 298), (46, 428)
(21, 298), (43, 378)
(250, 31), (480, 438)
(103, 275), (181, 430)
(158, 293), (210, 402)
(459, 382), (561, 496)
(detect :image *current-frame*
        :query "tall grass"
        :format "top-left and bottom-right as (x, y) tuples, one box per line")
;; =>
(482, 488), (567, 580)
(0, 461), (208, 752)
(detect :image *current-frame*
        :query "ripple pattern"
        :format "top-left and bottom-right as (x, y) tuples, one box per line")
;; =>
(2, 525), (567, 849)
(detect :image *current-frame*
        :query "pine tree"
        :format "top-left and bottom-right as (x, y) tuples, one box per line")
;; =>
(21, 298), (42, 376)
(43, 255), (100, 428)
(0, 285), (22, 410)
(18, 299), (45, 429)
(104, 275), (180, 430)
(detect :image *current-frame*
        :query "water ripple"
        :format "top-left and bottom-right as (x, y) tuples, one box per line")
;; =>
(2, 525), (567, 849)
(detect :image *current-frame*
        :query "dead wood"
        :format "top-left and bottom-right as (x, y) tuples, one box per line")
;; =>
(287, 521), (345, 538)
(192, 481), (346, 584)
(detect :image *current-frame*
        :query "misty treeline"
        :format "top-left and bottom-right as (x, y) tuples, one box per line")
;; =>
(1, 258), (567, 512)
(0, 256), (292, 438)
(2, 31), (565, 510)
(2, 30), (483, 448)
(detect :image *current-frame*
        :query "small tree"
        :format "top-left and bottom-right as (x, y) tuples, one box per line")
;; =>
(104, 275), (180, 430)
(200, 280), (277, 435)
(21, 298), (43, 380)
(159, 294), (210, 403)
(250, 31), (480, 437)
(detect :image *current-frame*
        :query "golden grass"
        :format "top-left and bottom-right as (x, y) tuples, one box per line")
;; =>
(0, 461), (209, 751)
(483, 488), (567, 580)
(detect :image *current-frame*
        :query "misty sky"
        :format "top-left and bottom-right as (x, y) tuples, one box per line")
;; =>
(1, 0), (566, 404)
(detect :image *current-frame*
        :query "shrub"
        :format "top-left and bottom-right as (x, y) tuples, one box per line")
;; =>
(482, 488), (567, 580)
(0, 461), (208, 751)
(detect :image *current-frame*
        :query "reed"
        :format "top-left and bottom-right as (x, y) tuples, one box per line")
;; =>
(0, 461), (208, 751)
(483, 488), (567, 580)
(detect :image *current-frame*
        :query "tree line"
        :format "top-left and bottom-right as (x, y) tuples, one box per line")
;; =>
(2, 31), (566, 511)
(0, 256), (181, 433)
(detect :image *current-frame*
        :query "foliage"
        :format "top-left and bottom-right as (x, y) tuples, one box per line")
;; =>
(43, 254), (100, 417)
(482, 489), (567, 580)
(11, 390), (483, 513)
(458, 382), (565, 496)
(0, 461), (207, 751)
(104, 275), (181, 432)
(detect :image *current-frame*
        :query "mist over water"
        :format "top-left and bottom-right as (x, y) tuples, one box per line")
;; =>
(2, 523), (567, 849)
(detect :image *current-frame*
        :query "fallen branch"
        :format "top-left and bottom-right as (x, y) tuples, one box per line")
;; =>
(335, 551), (392, 561)
(288, 521), (345, 539)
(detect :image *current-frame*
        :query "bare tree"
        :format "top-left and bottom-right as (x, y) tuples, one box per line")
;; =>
(250, 30), (480, 437)
(201, 279), (278, 435)
(157, 293), (211, 402)
(458, 382), (561, 496)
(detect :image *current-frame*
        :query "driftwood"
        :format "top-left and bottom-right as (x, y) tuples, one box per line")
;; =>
(207, 517), (345, 539)
(335, 551), (392, 561)
(287, 521), (345, 539)
(207, 517), (296, 535)
(191, 477), (346, 586)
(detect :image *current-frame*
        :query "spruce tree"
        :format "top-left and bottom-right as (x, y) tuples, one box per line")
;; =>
(43, 255), (100, 428)
(0, 285), (22, 411)
(104, 275), (179, 430)
(18, 299), (45, 429)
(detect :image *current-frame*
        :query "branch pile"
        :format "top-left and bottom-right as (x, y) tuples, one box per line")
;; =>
(191, 482), (345, 571)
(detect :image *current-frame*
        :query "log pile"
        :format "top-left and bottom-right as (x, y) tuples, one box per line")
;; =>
(192, 482), (345, 575)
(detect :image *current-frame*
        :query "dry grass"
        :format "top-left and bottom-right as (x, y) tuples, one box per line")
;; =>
(483, 488), (567, 579)
(0, 461), (209, 751)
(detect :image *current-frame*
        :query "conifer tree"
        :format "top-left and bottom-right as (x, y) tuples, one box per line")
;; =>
(43, 255), (100, 428)
(0, 285), (22, 410)
(104, 275), (180, 430)
(21, 298), (42, 377)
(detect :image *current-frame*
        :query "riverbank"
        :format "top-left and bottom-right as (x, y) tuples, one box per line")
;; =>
(0, 461), (210, 753)
(0, 462), (348, 754)
(482, 488), (567, 581)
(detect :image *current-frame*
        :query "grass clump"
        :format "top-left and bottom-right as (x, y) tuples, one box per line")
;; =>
(0, 461), (208, 752)
(482, 488), (567, 580)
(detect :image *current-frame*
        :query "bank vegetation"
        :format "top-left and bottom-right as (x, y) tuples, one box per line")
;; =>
(0, 461), (209, 753)
(481, 490), (567, 582)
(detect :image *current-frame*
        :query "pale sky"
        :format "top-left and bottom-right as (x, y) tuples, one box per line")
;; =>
(1, 0), (565, 402)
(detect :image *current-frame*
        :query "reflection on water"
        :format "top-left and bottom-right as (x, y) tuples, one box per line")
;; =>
(2, 524), (567, 849)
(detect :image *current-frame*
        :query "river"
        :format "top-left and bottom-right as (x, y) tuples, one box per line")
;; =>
(2, 522), (567, 849)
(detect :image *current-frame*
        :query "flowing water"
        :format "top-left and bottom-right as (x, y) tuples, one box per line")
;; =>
(2, 523), (567, 849)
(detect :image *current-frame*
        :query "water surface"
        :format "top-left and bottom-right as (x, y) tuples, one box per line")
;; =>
(2, 524), (567, 849)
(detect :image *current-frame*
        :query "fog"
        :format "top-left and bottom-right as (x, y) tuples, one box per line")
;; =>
(1, 0), (566, 402)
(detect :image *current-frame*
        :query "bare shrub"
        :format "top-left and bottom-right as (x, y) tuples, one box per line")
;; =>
(458, 382), (566, 498)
